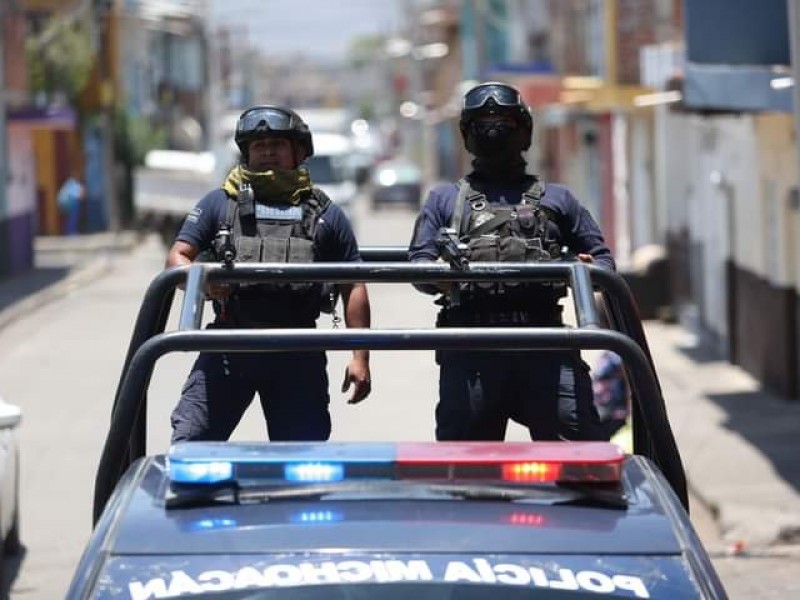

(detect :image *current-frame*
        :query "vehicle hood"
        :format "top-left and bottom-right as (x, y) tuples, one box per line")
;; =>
(94, 553), (699, 599)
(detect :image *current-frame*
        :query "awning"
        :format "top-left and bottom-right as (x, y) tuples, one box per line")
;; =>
(682, 62), (793, 113)
(7, 105), (76, 128)
(509, 76), (655, 114)
(21, 0), (82, 11)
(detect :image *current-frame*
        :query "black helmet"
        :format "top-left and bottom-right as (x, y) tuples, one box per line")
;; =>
(459, 82), (533, 154)
(234, 105), (314, 160)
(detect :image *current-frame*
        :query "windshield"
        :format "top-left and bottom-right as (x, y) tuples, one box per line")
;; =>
(306, 155), (344, 184)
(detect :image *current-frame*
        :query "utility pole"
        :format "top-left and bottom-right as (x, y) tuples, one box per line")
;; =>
(0, 1), (8, 220)
(403, 0), (423, 168)
(96, 0), (119, 231)
(789, 0), (800, 188)
(604, 0), (631, 268)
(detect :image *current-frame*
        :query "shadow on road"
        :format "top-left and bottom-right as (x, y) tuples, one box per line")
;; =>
(0, 267), (71, 314)
(708, 389), (800, 497)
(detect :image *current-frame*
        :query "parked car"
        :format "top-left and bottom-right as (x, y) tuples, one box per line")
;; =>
(0, 397), (21, 561)
(305, 133), (359, 215)
(371, 159), (423, 209)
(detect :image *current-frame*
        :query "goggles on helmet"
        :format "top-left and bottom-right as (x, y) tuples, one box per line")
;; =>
(237, 107), (297, 136)
(463, 83), (523, 111)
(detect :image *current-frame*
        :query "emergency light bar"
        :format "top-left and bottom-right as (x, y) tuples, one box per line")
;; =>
(167, 442), (624, 487)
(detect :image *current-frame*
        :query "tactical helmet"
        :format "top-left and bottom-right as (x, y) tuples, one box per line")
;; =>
(459, 82), (533, 154)
(235, 105), (314, 160)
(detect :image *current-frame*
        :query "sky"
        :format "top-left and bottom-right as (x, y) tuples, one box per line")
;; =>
(209, 0), (404, 62)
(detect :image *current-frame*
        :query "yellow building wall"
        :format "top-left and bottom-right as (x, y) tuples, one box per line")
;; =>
(32, 130), (58, 235)
(31, 128), (82, 235)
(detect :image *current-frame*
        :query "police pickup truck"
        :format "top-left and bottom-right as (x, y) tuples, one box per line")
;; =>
(69, 253), (728, 599)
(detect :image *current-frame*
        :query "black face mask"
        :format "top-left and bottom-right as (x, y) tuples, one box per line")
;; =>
(467, 120), (525, 158)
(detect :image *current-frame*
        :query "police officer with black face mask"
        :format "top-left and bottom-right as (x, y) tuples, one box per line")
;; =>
(166, 105), (372, 443)
(408, 82), (613, 442)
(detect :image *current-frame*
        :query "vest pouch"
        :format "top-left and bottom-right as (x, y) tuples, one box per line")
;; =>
(524, 238), (552, 262)
(499, 236), (527, 262)
(287, 237), (314, 263)
(497, 237), (527, 289)
(289, 237), (339, 314)
(235, 237), (262, 263)
(466, 236), (499, 291)
(467, 236), (500, 262)
(261, 237), (289, 262)
(285, 236), (317, 294)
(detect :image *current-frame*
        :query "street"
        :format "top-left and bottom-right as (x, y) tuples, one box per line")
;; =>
(0, 197), (798, 598)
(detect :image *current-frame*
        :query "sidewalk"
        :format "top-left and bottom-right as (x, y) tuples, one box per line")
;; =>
(1, 236), (799, 548)
(0, 232), (139, 333)
(645, 320), (800, 547)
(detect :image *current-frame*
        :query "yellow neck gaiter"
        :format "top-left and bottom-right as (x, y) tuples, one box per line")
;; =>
(222, 165), (313, 205)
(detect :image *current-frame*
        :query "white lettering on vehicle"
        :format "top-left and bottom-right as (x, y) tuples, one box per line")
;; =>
(494, 563), (530, 585)
(126, 559), (650, 599)
(233, 566), (263, 590)
(196, 570), (233, 592)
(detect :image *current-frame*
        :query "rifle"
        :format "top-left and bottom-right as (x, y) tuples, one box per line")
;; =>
(208, 223), (237, 320)
(436, 227), (469, 269)
(215, 223), (236, 268)
(435, 227), (469, 307)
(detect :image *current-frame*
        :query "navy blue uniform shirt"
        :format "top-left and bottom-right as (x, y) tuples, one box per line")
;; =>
(177, 188), (361, 263)
(409, 178), (614, 271)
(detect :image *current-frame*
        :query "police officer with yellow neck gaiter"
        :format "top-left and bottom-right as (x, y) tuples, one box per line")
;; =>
(166, 105), (372, 443)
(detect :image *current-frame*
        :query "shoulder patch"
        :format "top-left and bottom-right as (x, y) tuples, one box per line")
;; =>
(185, 207), (202, 223)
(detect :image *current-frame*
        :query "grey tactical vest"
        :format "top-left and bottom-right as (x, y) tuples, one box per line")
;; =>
(217, 186), (332, 326)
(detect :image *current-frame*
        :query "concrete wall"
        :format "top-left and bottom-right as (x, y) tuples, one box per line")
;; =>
(662, 108), (799, 398)
(753, 114), (799, 290)
(731, 113), (799, 398)
(628, 111), (657, 250)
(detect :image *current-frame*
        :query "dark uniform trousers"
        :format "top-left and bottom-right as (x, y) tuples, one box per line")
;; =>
(435, 307), (605, 442)
(171, 348), (331, 443)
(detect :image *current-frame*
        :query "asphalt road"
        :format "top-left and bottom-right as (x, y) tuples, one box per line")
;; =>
(0, 196), (797, 598)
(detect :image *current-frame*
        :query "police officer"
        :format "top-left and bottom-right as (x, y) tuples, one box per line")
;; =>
(166, 105), (371, 442)
(408, 82), (614, 442)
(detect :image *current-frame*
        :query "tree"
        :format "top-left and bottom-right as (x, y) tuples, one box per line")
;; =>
(26, 17), (94, 105)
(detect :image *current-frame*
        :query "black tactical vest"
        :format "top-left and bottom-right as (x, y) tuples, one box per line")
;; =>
(452, 176), (561, 262)
(443, 176), (565, 321)
(216, 186), (331, 326)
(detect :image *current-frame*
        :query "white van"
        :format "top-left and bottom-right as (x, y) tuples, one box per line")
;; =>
(304, 132), (358, 213)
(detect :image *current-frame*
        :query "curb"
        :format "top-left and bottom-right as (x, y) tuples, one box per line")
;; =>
(0, 256), (114, 335)
(0, 232), (141, 335)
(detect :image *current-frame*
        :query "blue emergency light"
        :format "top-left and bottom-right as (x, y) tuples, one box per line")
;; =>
(168, 442), (396, 485)
(169, 460), (234, 484)
(284, 462), (345, 483)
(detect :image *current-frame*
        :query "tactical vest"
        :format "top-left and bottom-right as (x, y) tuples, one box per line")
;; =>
(443, 176), (565, 320)
(215, 186), (332, 326)
(452, 176), (562, 263)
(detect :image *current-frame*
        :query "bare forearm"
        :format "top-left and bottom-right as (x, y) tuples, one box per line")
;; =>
(166, 241), (200, 290)
(166, 241), (198, 268)
(342, 283), (370, 360)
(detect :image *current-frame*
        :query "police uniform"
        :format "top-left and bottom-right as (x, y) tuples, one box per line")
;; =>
(409, 173), (614, 441)
(170, 185), (361, 442)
